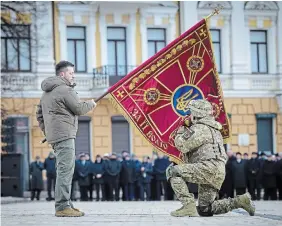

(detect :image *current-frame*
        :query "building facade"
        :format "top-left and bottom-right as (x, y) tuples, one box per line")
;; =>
(1, 1), (282, 190)
(181, 1), (282, 154)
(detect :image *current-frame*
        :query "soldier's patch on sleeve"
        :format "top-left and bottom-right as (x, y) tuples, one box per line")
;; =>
(181, 127), (195, 140)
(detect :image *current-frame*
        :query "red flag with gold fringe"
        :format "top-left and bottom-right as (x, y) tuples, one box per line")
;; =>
(107, 18), (231, 164)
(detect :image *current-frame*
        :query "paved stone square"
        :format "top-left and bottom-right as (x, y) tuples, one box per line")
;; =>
(1, 200), (282, 226)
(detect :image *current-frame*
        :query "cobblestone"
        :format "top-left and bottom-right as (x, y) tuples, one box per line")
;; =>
(1, 200), (282, 226)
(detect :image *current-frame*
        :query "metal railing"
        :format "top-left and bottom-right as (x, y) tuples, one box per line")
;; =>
(93, 65), (137, 76)
(93, 65), (137, 86)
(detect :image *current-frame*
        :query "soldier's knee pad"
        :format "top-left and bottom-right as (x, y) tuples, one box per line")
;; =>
(197, 205), (214, 217)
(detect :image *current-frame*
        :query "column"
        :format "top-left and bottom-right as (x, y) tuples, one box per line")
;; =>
(221, 16), (231, 74)
(277, 2), (282, 76)
(179, 1), (198, 34)
(88, 14), (96, 73)
(36, 2), (55, 73)
(129, 12), (137, 67)
(168, 15), (176, 43)
(58, 14), (67, 61)
(99, 13), (107, 66)
(140, 10), (148, 63)
(231, 2), (249, 74)
(267, 17), (276, 74)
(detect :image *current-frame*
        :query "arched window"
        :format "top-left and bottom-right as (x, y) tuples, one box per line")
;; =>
(197, 1), (232, 9)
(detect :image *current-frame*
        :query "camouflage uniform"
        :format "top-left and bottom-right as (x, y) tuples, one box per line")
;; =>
(167, 99), (255, 217)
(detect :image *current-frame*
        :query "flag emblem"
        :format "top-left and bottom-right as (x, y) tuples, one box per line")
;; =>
(107, 18), (231, 163)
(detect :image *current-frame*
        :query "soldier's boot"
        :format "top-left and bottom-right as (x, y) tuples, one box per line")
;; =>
(55, 208), (84, 217)
(233, 192), (255, 216)
(170, 177), (198, 217)
(170, 202), (199, 217)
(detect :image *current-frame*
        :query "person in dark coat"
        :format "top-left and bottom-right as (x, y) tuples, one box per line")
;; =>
(44, 151), (56, 201)
(219, 151), (235, 199)
(232, 152), (248, 196)
(121, 151), (129, 201)
(120, 154), (136, 201)
(102, 153), (111, 201)
(139, 156), (153, 201)
(150, 153), (158, 200)
(104, 153), (122, 201)
(153, 152), (170, 200)
(246, 152), (261, 200)
(117, 154), (124, 200)
(85, 153), (94, 201)
(92, 155), (105, 201)
(262, 154), (277, 200)
(30, 156), (44, 201)
(132, 154), (141, 201)
(77, 154), (91, 201)
(276, 153), (282, 200)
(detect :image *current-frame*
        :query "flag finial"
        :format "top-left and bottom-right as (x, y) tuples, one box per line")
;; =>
(206, 5), (223, 20)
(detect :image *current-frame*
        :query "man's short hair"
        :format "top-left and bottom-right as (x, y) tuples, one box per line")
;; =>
(55, 60), (74, 76)
(236, 152), (241, 156)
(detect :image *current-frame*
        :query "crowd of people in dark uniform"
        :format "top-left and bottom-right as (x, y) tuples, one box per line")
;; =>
(219, 151), (282, 201)
(70, 151), (176, 201)
(30, 150), (282, 202)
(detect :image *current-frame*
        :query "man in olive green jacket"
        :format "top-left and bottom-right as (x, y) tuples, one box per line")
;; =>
(36, 61), (96, 217)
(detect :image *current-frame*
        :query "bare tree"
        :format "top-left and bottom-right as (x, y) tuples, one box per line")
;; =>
(1, 2), (49, 123)
(1, 1), (45, 70)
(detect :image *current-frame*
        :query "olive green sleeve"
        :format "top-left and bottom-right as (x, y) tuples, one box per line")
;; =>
(64, 89), (96, 115)
(174, 125), (211, 154)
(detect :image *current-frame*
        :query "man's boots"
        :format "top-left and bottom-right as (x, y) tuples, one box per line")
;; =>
(55, 208), (84, 217)
(170, 202), (199, 217)
(232, 192), (255, 216)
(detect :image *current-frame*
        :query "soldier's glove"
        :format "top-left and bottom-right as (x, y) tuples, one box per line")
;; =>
(166, 163), (180, 181)
(177, 126), (186, 134)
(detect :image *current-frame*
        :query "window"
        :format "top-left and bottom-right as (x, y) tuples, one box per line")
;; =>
(250, 30), (268, 73)
(147, 28), (166, 58)
(75, 116), (91, 156)
(107, 27), (127, 76)
(1, 25), (31, 72)
(111, 116), (130, 154)
(67, 26), (87, 72)
(256, 114), (275, 154)
(210, 29), (222, 73)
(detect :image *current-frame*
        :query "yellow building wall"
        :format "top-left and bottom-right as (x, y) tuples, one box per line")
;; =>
(2, 97), (281, 162)
(225, 97), (282, 154)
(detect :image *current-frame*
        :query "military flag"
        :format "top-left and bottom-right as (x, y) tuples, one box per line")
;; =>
(106, 17), (230, 163)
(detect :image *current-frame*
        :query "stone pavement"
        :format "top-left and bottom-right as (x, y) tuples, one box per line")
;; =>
(1, 200), (282, 226)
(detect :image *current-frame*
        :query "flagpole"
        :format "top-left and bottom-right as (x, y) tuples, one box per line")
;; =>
(95, 91), (109, 102)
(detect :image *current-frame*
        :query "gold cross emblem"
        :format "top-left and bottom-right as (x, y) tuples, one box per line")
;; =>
(199, 29), (207, 37)
(117, 90), (125, 98)
(214, 8), (220, 15)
